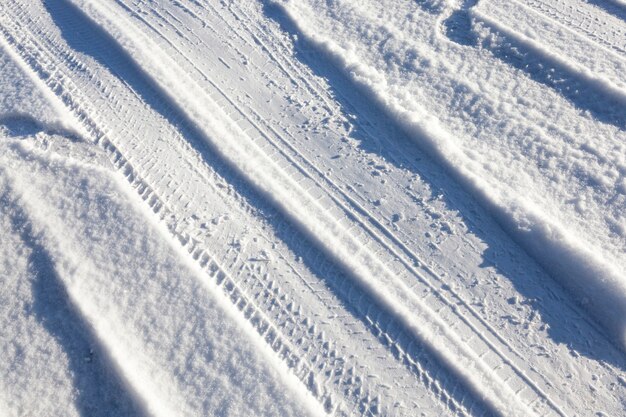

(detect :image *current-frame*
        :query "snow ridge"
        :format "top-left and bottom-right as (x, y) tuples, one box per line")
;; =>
(2, 0), (625, 416)
(271, 0), (626, 350)
(71, 1), (538, 415)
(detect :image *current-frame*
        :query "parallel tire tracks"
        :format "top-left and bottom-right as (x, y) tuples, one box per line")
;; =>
(0, 1), (577, 416)
(0, 2), (472, 416)
(140, 1), (571, 415)
(520, 0), (626, 55)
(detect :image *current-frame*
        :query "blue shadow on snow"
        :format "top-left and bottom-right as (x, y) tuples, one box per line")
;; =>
(0, 188), (144, 417)
(263, 2), (626, 371)
(43, 0), (625, 393)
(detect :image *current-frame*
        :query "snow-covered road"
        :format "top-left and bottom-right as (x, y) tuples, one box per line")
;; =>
(0, 0), (624, 416)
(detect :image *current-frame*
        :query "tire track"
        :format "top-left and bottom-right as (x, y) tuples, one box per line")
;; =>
(6, 0), (620, 415)
(0, 6), (349, 413)
(470, 2), (626, 129)
(519, 0), (626, 54)
(73, 1), (571, 415)
(476, 0), (626, 92)
(0, 2), (473, 416)
(216, 0), (626, 409)
(114, 2), (576, 416)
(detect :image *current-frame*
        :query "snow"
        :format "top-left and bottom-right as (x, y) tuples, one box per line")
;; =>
(0, 42), (78, 136)
(0, 136), (323, 417)
(0, 49), (321, 417)
(272, 0), (626, 349)
(1, 0), (625, 416)
(473, 0), (626, 94)
(64, 4), (544, 414)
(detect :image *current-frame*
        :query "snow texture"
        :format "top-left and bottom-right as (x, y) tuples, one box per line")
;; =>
(272, 0), (626, 349)
(0, 48), (321, 417)
(1, 0), (625, 416)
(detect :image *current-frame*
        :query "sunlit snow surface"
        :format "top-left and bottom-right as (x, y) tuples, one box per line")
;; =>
(1, 1), (625, 417)
(0, 47), (318, 417)
(272, 0), (626, 345)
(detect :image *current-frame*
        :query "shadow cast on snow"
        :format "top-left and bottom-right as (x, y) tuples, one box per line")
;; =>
(263, 3), (626, 370)
(474, 24), (626, 130)
(0, 188), (144, 417)
(442, 0), (479, 46)
(0, 115), (44, 136)
(586, 0), (626, 23)
(0, 113), (81, 140)
(43, 0), (624, 386)
(442, 0), (626, 130)
(43, 2), (499, 413)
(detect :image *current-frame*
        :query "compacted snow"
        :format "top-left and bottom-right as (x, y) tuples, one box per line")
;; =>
(0, 46), (319, 417)
(0, 1), (625, 416)
(273, 0), (626, 346)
